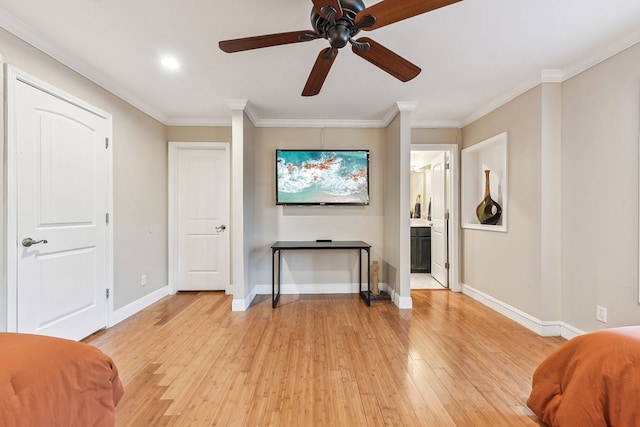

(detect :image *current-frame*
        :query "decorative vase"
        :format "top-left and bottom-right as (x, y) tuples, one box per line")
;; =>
(476, 170), (502, 225)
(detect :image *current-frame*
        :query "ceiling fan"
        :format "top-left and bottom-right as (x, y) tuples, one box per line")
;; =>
(219, 0), (462, 96)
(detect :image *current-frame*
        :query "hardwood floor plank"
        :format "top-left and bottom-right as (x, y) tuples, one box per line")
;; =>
(85, 289), (564, 426)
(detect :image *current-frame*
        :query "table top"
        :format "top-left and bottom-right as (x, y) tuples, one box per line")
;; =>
(272, 240), (371, 250)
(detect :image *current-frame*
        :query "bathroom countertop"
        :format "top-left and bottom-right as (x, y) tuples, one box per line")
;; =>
(410, 219), (432, 228)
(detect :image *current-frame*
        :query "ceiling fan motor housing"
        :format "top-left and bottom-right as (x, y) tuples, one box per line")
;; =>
(311, 0), (366, 49)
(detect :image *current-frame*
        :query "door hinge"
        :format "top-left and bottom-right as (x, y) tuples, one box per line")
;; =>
(445, 262), (450, 270)
(445, 162), (450, 170)
(445, 211), (450, 221)
(106, 213), (110, 224)
(105, 137), (109, 149)
(106, 289), (110, 299)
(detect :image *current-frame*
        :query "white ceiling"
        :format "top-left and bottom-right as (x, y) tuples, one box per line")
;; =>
(0, 0), (639, 127)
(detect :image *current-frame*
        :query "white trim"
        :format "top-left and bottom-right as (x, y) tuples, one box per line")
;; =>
(110, 286), (170, 326)
(255, 282), (371, 295)
(411, 119), (462, 129)
(462, 32), (640, 127)
(397, 296), (413, 309)
(461, 283), (585, 339)
(0, 8), (167, 124)
(541, 69), (563, 83)
(410, 143), (462, 293)
(167, 141), (231, 295)
(166, 118), (231, 127)
(1, 3), (639, 129)
(562, 27), (640, 82)
(251, 118), (392, 128)
(232, 287), (257, 312)
(4, 65), (114, 333)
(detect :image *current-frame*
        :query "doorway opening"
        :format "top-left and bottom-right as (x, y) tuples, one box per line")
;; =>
(409, 145), (457, 291)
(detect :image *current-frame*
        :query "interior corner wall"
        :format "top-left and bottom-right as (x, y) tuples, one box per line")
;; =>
(242, 114), (256, 300)
(540, 82), (562, 322)
(383, 115), (402, 298)
(561, 42), (640, 330)
(0, 27), (167, 314)
(461, 86), (544, 319)
(249, 127), (386, 292)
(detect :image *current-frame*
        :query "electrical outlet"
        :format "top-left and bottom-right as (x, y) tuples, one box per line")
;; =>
(141, 274), (147, 286)
(596, 305), (607, 323)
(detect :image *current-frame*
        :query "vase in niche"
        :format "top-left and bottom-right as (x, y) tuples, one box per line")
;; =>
(476, 170), (502, 225)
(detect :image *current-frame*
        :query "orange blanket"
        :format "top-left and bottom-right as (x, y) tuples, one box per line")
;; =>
(527, 326), (640, 427)
(0, 333), (124, 427)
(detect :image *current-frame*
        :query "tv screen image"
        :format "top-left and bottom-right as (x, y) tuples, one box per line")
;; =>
(276, 149), (370, 205)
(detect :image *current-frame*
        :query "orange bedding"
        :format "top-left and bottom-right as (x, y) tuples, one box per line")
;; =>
(0, 333), (124, 427)
(527, 326), (640, 427)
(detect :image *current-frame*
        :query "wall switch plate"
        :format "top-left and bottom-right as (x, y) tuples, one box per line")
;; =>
(141, 274), (147, 286)
(596, 305), (607, 323)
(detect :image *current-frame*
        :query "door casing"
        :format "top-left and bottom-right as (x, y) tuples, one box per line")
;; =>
(409, 143), (460, 292)
(4, 65), (114, 332)
(168, 141), (231, 294)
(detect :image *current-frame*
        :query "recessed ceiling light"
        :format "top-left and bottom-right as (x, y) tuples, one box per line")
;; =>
(161, 57), (180, 70)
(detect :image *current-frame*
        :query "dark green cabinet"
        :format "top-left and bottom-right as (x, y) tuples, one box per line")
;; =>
(411, 227), (431, 273)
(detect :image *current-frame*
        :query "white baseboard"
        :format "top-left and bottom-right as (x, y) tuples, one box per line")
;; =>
(255, 282), (366, 295)
(461, 283), (584, 339)
(252, 282), (413, 310)
(383, 286), (412, 309)
(232, 286), (257, 312)
(110, 285), (170, 327)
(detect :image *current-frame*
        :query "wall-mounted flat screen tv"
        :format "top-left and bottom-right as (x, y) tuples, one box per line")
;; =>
(276, 149), (370, 205)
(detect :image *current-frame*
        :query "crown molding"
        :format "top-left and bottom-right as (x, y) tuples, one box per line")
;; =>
(165, 118), (231, 127)
(462, 32), (640, 127)
(4, 3), (639, 131)
(0, 6), (168, 124)
(540, 69), (563, 83)
(410, 119), (462, 129)
(562, 26), (640, 81)
(251, 118), (388, 128)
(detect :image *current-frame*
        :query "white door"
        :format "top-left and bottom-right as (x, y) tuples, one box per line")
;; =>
(13, 77), (110, 341)
(171, 144), (229, 291)
(430, 153), (447, 287)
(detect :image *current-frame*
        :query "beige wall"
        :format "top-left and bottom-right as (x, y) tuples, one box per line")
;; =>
(242, 113), (256, 299)
(561, 42), (640, 330)
(0, 27), (168, 312)
(462, 86), (544, 318)
(249, 127), (386, 289)
(383, 116), (402, 294)
(462, 41), (640, 332)
(412, 128), (460, 145)
(166, 126), (231, 142)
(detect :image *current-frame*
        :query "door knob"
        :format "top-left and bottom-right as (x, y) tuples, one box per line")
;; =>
(22, 237), (48, 247)
(215, 225), (226, 232)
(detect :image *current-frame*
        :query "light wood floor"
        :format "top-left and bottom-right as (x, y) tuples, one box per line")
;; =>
(86, 290), (565, 426)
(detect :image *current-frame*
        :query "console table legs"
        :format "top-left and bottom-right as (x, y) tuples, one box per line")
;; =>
(271, 242), (372, 309)
(272, 249), (281, 309)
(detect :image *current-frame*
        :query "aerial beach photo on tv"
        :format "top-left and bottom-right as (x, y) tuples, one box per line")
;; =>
(276, 149), (370, 205)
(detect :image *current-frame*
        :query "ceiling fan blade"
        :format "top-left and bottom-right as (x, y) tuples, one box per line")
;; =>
(312, 0), (343, 19)
(302, 48), (339, 96)
(356, 0), (462, 30)
(352, 37), (421, 82)
(219, 30), (318, 53)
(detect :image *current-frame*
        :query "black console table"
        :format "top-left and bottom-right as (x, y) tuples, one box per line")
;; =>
(271, 240), (372, 308)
